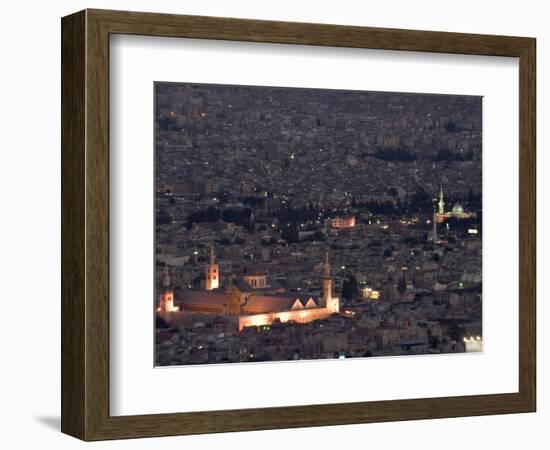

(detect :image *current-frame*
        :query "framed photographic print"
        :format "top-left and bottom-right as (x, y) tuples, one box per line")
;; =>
(61, 9), (536, 441)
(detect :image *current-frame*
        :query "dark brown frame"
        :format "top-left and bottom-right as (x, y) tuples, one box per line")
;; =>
(61, 9), (536, 441)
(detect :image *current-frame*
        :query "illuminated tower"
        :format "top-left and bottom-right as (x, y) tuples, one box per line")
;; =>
(205, 244), (219, 290)
(157, 267), (179, 317)
(438, 185), (445, 215)
(322, 252), (339, 313)
(322, 251), (332, 303)
(432, 206), (438, 243)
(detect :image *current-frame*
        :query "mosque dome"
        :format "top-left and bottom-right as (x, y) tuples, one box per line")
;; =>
(452, 203), (464, 214)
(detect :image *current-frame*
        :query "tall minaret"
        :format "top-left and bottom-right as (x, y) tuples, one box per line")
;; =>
(438, 185), (445, 215)
(322, 251), (339, 313)
(322, 251), (332, 305)
(163, 265), (171, 288)
(432, 206), (438, 244)
(157, 266), (179, 317)
(205, 243), (219, 290)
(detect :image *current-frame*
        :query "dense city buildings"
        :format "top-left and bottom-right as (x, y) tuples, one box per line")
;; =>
(154, 82), (483, 366)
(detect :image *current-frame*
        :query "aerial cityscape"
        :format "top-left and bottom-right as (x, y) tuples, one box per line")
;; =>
(154, 82), (483, 366)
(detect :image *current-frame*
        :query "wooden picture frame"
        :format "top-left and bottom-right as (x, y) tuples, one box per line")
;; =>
(61, 8), (536, 441)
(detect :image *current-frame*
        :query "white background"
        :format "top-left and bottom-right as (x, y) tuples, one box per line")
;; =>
(0, 0), (548, 449)
(110, 35), (518, 416)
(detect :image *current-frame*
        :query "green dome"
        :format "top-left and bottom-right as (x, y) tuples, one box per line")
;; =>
(452, 203), (464, 214)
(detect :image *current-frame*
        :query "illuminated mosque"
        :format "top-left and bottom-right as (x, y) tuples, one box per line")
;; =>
(431, 186), (476, 243)
(157, 245), (340, 331)
(434, 186), (476, 223)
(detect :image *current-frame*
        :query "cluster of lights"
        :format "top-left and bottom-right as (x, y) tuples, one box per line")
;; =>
(463, 336), (482, 342)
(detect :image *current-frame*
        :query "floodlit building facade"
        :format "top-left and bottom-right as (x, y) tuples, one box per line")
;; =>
(157, 248), (340, 331)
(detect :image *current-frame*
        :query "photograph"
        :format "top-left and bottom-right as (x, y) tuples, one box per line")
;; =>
(1, 1), (542, 446)
(154, 82), (483, 366)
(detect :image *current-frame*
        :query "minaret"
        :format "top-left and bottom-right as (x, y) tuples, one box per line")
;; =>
(205, 243), (219, 290)
(157, 266), (179, 317)
(322, 252), (339, 313)
(322, 251), (332, 304)
(163, 265), (171, 288)
(438, 185), (445, 215)
(432, 206), (438, 244)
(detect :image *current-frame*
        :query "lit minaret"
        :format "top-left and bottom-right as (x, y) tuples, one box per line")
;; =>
(438, 185), (445, 215)
(205, 243), (219, 290)
(157, 266), (179, 317)
(322, 251), (340, 313)
(322, 251), (332, 304)
(432, 206), (438, 244)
